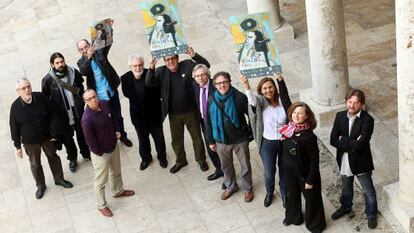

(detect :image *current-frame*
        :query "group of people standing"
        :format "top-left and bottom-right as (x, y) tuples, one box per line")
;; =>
(9, 19), (378, 232)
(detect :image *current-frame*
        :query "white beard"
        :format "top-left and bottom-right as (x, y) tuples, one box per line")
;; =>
(133, 71), (144, 79)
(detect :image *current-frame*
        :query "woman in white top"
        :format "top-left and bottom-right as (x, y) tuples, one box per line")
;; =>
(240, 74), (292, 207)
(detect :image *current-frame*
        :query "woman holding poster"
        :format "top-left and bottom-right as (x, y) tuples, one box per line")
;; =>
(240, 73), (291, 208)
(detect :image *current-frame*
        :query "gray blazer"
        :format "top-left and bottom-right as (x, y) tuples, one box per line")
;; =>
(248, 79), (292, 149)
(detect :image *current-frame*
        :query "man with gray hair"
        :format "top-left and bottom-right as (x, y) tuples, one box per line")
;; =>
(192, 64), (224, 181)
(10, 78), (73, 200)
(121, 54), (167, 170)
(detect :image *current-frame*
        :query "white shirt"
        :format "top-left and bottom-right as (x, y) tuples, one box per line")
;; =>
(246, 90), (286, 140)
(340, 110), (361, 177)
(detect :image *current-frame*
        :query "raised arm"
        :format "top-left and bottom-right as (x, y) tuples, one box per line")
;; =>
(187, 46), (210, 68)
(77, 57), (93, 77)
(276, 74), (292, 111)
(239, 75), (257, 107)
(145, 57), (161, 87)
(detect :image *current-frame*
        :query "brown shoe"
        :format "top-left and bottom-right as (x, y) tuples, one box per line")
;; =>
(221, 191), (233, 200)
(244, 191), (254, 202)
(114, 190), (135, 198)
(98, 207), (113, 217)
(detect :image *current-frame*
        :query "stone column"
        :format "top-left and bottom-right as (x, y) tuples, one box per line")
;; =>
(299, 0), (349, 126)
(396, 0), (414, 205)
(383, 0), (414, 232)
(246, 0), (295, 41)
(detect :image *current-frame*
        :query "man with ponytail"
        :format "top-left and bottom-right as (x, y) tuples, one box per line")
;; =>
(42, 52), (90, 172)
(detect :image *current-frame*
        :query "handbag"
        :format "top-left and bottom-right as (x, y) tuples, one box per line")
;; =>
(212, 98), (254, 142)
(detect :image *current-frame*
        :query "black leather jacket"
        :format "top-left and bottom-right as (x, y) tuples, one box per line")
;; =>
(77, 45), (120, 91)
(41, 67), (85, 122)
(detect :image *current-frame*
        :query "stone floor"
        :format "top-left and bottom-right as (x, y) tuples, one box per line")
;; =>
(0, 0), (400, 232)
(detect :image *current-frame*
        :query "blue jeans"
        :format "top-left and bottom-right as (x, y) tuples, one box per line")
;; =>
(259, 138), (287, 197)
(340, 172), (378, 218)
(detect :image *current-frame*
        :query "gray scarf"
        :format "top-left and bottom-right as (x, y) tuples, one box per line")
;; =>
(48, 66), (80, 95)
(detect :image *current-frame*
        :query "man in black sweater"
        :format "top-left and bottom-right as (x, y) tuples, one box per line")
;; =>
(9, 78), (73, 199)
(146, 47), (209, 174)
(121, 54), (167, 170)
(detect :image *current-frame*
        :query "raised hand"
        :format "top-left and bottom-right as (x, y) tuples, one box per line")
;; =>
(239, 75), (251, 90)
(274, 73), (283, 81)
(148, 57), (158, 70)
(187, 46), (195, 58)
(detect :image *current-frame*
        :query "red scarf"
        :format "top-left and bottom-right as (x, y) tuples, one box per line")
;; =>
(279, 121), (310, 140)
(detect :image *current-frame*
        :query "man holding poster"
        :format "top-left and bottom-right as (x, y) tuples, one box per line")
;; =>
(76, 19), (133, 148)
(146, 47), (210, 174)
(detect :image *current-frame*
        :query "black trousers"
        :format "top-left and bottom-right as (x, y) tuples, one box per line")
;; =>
(285, 167), (326, 232)
(73, 119), (90, 159)
(109, 90), (127, 139)
(201, 119), (222, 171)
(61, 134), (78, 161)
(134, 124), (166, 163)
(61, 120), (90, 161)
(24, 140), (64, 188)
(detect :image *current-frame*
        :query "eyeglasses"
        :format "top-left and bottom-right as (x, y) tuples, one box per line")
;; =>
(215, 81), (229, 86)
(194, 73), (207, 78)
(84, 95), (97, 101)
(164, 57), (177, 63)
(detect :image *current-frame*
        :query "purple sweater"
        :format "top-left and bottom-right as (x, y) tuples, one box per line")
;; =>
(81, 101), (119, 156)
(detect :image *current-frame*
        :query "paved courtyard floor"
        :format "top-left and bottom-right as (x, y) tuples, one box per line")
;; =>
(0, 0), (399, 232)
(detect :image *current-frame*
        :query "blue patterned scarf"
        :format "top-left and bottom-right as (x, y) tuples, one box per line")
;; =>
(209, 87), (240, 142)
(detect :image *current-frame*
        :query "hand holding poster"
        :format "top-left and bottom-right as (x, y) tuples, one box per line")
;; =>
(230, 13), (282, 78)
(90, 18), (113, 50)
(140, 0), (188, 58)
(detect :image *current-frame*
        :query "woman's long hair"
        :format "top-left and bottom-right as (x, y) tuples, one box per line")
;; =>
(257, 77), (279, 106)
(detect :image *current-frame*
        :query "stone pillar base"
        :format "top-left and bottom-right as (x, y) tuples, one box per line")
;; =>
(383, 182), (414, 233)
(299, 88), (346, 127)
(274, 18), (295, 42)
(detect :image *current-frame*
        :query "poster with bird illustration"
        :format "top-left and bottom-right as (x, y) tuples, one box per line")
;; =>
(230, 13), (282, 78)
(140, 0), (188, 58)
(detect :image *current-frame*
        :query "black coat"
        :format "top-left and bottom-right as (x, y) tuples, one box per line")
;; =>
(41, 68), (85, 122)
(192, 79), (216, 122)
(330, 110), (375, 174)
(77, 45), (120, 91)
(282, 130), (321, 185)
(9, 92), (67, 148)
(145, 53), (210, 120)
(121, 69), (162, 128)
